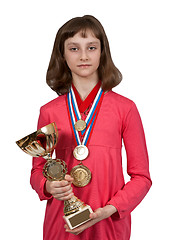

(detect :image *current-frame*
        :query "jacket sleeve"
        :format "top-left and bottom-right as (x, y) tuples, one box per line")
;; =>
(107, 103), (152, 218)
(30, 107), (53, 201)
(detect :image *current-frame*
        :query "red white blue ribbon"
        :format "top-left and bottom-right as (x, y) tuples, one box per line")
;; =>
(66, 87), (104, 147)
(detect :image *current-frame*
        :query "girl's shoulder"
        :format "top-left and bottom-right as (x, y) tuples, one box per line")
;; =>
(105, 91), (139, 122)
(40, 94), (66, 112)
(105, 90), (135, 108)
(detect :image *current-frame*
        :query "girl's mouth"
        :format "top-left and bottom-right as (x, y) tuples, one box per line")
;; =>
(77, 64), (91, 68)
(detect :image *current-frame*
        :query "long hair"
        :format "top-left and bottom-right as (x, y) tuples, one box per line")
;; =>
(46, 15), (122, 95)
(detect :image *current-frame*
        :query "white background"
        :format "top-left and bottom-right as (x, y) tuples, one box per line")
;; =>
(0, 0), (169, 239)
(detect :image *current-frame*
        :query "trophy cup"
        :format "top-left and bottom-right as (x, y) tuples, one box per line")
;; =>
(16, 122), (93, 229)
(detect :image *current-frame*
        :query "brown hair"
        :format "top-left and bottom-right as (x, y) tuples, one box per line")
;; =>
(46, 15), (122, 95)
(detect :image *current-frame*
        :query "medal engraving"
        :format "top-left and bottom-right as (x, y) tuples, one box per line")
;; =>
(74, 120), (86, 131)
(73, 145), (89, 160)
(70, 165), (91, 187)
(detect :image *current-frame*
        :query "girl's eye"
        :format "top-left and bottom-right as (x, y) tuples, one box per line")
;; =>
(70, 47), (78, 51)
(88, 46), (96, 50)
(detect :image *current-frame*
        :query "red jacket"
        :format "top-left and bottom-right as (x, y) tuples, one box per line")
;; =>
(30, 90), (152, 240)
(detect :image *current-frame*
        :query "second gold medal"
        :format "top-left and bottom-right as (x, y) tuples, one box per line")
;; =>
(70, 164), (91, 187)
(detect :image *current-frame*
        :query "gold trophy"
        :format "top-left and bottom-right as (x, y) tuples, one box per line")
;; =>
(16, 122), (93, 229)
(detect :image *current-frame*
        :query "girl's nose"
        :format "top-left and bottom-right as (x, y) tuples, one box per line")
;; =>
(80, 50), (88, 61)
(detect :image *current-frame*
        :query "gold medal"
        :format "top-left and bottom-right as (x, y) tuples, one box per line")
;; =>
(70, 164), (91, 187)
(73, 145), (89, 161)
(74, 119), (86, 131)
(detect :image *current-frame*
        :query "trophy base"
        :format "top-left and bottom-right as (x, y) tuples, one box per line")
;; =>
(63, 205), (93, 230)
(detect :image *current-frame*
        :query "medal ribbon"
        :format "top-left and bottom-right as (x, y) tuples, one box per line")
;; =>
(70, 87), (103, 135)
(66, 87), (104, 147)
(67, 92), (81, 145)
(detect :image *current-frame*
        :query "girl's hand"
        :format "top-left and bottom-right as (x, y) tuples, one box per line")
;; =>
(45, 174), (74, 201)
(64, 205), (117, 235)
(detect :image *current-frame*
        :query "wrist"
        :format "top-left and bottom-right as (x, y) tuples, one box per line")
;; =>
(44, 180), (52, 198)
(104, 205), (117, 217)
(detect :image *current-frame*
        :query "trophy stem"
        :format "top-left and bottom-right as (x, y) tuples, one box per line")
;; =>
(64, 195), (85, 216)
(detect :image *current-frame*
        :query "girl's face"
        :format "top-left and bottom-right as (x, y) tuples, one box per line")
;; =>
(64, 29), (101, 81)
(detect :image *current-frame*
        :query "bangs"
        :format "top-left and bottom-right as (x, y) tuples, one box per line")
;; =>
(78, 28), (95, 38)
(61, 16), (103, 41)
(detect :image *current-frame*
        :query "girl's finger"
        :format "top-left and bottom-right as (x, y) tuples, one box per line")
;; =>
(65, 174), (74, 182)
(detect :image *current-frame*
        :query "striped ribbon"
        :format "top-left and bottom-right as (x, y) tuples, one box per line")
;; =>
(66, 87), (104, 147)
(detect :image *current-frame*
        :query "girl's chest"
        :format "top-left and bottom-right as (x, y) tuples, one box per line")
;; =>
(49, 102), (123, 150)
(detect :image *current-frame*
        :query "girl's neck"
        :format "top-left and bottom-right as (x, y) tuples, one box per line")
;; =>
(72, 75), (99, 101)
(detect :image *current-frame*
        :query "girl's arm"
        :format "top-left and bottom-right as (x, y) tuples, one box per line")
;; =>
(107, 103), (152, 218)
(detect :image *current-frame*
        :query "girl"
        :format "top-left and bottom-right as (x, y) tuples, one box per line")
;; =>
(30, 15), (152, 240)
